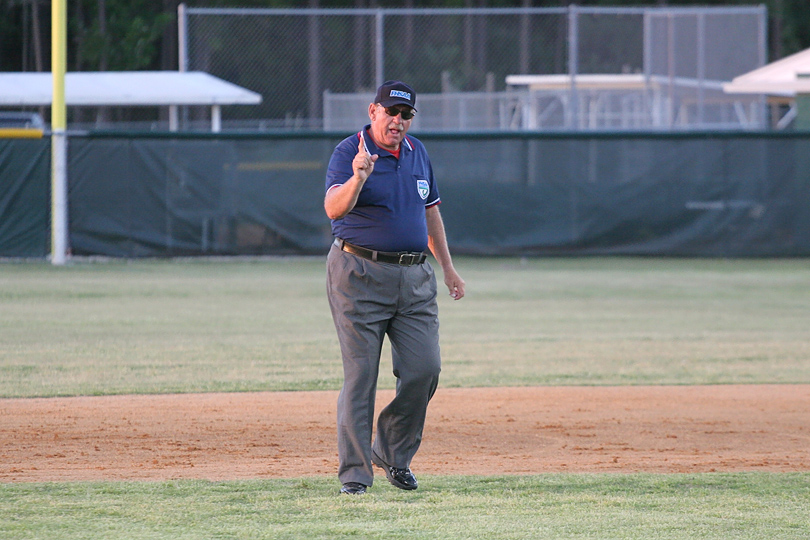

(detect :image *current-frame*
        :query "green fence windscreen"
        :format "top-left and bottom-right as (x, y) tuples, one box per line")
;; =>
(0, 139), (50, 258)
(2, 132), (809, 258)
(429, 133), (810, 256)
(68, 136), (335, 257)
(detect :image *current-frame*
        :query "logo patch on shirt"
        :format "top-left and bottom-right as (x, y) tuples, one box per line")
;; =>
(416, 179), (429, 200)
(390, 90), (411, 100)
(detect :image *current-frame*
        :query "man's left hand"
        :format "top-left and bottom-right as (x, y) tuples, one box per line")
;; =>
(444, 270), (465, 300)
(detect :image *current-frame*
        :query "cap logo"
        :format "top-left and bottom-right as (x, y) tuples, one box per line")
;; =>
(390, 90), (411, 100)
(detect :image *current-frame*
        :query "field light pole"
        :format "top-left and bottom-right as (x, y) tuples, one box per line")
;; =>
(51, 0), (68, 265)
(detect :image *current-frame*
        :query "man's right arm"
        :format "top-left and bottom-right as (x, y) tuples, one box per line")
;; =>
(324, 134), (378, 220)
(324, 175), (366, 220)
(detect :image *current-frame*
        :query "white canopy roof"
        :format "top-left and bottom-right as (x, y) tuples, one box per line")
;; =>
(723, 47), (810, 96)
(507, 74), (650, 90)
(0, 71), (262, 106)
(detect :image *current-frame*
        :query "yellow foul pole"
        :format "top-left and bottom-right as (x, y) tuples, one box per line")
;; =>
(51, 0), (68, 265)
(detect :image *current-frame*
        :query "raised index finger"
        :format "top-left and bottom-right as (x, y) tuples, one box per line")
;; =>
(358, 132), (367, 155)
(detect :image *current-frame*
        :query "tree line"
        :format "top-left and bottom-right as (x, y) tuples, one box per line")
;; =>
(2, 0), (808, 74)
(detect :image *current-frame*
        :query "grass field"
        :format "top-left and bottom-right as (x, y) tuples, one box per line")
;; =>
(3, 473), (809, 540)
(1, 257), (809, 397)
(2, 257), (809, 539)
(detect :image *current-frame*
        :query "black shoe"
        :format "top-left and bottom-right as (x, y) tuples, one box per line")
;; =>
(340, 482), (367, 495)
(372, 451), (418, 490)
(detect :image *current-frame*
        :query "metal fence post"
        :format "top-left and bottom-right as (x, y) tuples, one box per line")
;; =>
(375, 9), (384, 88)
(308, 9), (322, 122)
(178, 3), (188, 72)
(643, 8), (652, 127)
(667, 12), (675, 128)
(757, 4), (768, 126)
(175, 3), (188, 132)
(697, 11), (705, 125)
(567, 4), (579, 130)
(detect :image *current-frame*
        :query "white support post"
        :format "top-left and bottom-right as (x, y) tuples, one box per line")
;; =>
(169, 105), (178, 131)
(211, 105), (221, 132)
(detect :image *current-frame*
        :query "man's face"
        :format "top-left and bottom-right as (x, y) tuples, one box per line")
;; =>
(368, 103), (414, 151)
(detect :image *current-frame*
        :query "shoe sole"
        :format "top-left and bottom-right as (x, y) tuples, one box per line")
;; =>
(371, 451), (417, 490)
(340, 484), (366, 495)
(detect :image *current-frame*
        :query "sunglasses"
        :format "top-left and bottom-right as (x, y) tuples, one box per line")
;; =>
(382, 105), (416, 120)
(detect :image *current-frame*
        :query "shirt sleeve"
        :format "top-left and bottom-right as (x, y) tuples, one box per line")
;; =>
(424, 159), (441, 207)
(325, 136), (357, 193)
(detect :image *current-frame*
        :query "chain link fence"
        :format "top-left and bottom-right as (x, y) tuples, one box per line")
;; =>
(180, 5), (767, 132)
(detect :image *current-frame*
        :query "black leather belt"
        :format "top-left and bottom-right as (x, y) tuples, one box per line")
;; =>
(334, 238), (426, 266)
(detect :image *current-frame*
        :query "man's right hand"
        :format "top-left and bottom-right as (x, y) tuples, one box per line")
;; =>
(352, 132), (378, 182)
(325, 132), (379, 220)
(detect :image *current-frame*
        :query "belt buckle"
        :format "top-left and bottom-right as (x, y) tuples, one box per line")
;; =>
(398, 253), (417, 266)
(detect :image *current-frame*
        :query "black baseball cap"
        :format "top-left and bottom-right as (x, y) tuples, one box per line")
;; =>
(374, 80), (417, 111)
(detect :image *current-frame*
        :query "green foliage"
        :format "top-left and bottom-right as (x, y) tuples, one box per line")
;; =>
(1, 473), (808, 539)
(0, 0), (808, 109)
(3, 0), (810, 78)
(777, 0), (810, 57)
(76, 0), (173, 70)
(0, 5), (23, 71)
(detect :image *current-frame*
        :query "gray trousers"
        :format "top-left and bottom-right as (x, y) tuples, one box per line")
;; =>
(326, 243), (441, 486)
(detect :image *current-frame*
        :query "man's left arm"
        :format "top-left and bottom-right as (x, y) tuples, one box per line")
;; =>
(426, 205), (465, 300)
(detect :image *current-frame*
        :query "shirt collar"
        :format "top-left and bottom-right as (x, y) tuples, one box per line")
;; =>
(362, 125), (412, 154)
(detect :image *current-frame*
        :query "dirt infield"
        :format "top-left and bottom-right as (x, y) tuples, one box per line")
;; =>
(2, 385), (809, 483)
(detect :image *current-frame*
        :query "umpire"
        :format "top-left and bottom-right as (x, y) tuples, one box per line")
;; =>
(325, 80), (465, 495)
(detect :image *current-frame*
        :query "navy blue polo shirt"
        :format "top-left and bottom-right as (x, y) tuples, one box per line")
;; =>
(326, 126), (440, 253)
